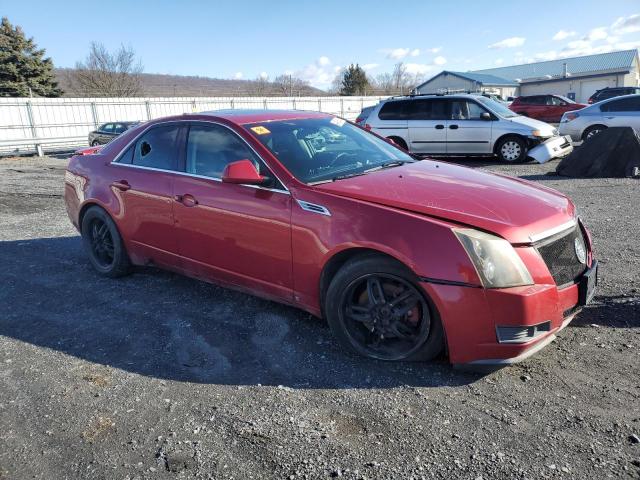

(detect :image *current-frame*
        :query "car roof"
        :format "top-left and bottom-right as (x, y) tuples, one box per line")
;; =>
(198, 109), (331, 124)
(383, 93), (481, 102)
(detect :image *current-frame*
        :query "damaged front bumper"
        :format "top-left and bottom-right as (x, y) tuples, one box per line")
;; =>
(528, 135), (574, 164)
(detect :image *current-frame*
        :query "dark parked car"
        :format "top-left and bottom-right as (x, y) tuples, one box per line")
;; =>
(88, 122), (139, 146)
(509, 95), (586, 123)
(588, 86), (640, 104)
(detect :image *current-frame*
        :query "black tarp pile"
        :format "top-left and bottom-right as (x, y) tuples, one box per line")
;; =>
(556, 127), (640, 178)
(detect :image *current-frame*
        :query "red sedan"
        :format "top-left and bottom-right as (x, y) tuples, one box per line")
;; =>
(510, 95), (587, 123)
(64, 110), (597, 366)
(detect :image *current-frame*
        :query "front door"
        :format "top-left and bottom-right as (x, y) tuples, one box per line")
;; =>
(172, 122), (293, 301)
(446, 99), (493, 154)
(407, 98), (448, 154)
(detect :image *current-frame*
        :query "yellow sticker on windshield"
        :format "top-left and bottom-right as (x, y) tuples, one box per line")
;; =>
(330, 117), (346, 127)
(250, 126), (271, 135)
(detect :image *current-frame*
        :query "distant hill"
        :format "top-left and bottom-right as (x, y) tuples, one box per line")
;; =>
(54, 69), (327, 97)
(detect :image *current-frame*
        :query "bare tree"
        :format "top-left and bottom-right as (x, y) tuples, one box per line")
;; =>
(273, 74), (309, 96)
(66, 42), (143, 97)
(248, 74), (270, 96)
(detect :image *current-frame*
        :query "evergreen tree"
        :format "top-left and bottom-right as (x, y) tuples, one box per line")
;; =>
(0, 17), (62, 97)
(339, 64), (370, 96)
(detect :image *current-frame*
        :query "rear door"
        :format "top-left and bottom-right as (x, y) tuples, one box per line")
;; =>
(407, 98), (448, 154)
(108, 123), (185, 267)
(446, 99), (493, 154)
(601, 96), (640, 132)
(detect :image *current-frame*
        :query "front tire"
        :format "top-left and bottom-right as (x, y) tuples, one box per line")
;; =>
(325, 254), (444, 361)
(496, 136), (528, 163)
(81, 206), (131, 278)
(91, 140), (101, 147)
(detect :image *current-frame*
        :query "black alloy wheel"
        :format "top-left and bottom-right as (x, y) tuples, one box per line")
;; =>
(325, 254), (444, 362)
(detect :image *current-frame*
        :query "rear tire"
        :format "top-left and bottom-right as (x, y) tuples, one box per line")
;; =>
(81, 206), (131, 278)
(496, 136), (528, 163)
(582, 125), (606, 142)
(325, 254), (444, 362)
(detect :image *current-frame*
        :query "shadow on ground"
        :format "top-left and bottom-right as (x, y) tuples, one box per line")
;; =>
(0, 236), (479, 389)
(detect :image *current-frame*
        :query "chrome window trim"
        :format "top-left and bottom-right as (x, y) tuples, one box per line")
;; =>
(296, 199), (331, 216)
(528, 218), (577, 244)
(109, 119), (290, 195)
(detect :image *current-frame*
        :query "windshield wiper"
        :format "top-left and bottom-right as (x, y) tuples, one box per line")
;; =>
(363, 160), (407, 173)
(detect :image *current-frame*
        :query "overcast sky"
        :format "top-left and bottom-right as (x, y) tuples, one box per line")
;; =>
(4, 0), (640, 88)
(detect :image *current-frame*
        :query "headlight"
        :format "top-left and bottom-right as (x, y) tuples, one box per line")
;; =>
(531, 129), (552, 138)
(453, 228), (534, 288)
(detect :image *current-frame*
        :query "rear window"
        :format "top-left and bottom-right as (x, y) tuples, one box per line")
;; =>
(378, 100), (412, 120)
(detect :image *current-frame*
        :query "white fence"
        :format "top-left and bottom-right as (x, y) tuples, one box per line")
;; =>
(0, 96), (386, 155)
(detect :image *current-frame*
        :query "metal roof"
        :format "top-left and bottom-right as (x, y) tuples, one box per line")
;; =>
(471, 49), (639, 82)
(445, 71), (519, 86)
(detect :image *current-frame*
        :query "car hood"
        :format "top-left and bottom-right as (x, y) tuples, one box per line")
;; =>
(314, 161), (575, 244)
(508, 115), (555, 131)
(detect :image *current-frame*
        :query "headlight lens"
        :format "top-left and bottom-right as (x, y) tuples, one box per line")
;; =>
(531, 129), (552, 138)
(454, 228), (534, 288)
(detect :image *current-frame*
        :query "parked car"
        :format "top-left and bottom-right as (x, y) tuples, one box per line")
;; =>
(509, 95), (587, 123)
(588, 86), (640, 104)
(559, 94), (640, 141)
(64, 109), (596, 366)
(355, 105), (375, 126)
(365, 94), (572, 162)
(88, 121), (139, 146)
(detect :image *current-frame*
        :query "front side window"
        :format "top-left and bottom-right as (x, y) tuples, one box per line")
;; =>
(102, 123), (114, 133)
(186, 124), (263, 179)
(450, 100), (486, 120)
(131, 124), (181, 170)
(246, 117), (414, 184)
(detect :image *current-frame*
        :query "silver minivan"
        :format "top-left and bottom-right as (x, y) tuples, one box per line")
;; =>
(366, 94), (573, 162)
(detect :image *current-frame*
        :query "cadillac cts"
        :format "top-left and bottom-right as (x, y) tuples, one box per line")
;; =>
(64, 110), (597, 366)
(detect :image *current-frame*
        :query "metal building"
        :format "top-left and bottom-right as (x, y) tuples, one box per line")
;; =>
(415, 49), (640, 103)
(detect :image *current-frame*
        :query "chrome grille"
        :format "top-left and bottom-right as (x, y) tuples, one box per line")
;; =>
(536, 226), (587, 287)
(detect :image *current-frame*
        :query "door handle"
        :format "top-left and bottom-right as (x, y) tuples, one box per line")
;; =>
(174, 194), (198, 207)
(449, 124), (459, 130)
(111, 180), (131, 191)
(435, 124), (445, 130)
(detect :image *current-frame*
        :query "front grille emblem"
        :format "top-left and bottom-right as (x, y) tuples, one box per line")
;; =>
(574, 237), (587, 264)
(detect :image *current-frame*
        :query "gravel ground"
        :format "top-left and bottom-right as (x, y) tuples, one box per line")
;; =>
(0, 154), (639, 480)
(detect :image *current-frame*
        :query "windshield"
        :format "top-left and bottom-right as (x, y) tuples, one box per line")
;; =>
(475, 96), (519, 118)
(245, 117), (414, 184)
(556, 95), (576, 104)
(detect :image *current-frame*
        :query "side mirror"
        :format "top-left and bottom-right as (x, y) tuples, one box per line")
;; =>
(480, 112), (492, 121)
(222, 159), (267, 185)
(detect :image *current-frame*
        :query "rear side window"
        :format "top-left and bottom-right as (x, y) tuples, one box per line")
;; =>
(408, 99), (448, 120)
(186, 124), (262, 179)
(601, 96), (640, 112)
(131, 124), (181, 170)
(378, 100), (411, 120)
